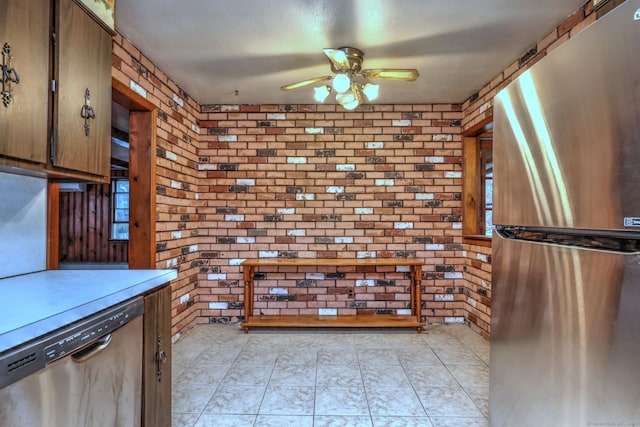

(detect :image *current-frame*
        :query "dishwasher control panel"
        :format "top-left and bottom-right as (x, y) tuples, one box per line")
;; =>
(43, 303), (142, 363)
(0, 297), (144, 390)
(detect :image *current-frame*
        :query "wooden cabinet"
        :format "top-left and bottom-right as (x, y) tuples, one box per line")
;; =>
(0, 0), (112, 182)
(54, 0), (112, 179)
(142, 285), (172, 427)
(0, 0), (50, 165)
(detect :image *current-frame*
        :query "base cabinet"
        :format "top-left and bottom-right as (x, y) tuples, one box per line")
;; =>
(142, 285), (172, 427)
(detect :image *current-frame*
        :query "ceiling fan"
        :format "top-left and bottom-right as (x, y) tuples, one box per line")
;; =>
(280, 47), (419, 110)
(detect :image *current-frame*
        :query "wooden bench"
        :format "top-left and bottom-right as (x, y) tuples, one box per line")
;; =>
(240, 258), (425, 333)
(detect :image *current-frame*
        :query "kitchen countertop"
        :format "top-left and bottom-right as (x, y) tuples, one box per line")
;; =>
(0, 269), (177, 354)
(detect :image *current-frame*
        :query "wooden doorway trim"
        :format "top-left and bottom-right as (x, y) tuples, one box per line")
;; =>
(112, 78), (157, 269)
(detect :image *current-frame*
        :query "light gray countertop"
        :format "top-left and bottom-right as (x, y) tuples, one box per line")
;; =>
(0, 269), (177, 354)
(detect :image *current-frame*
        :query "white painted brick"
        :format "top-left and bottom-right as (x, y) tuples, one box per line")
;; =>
(445, 317), (466, 324)
(426, 244), (445, 251)
(269, 288), (288, 295)
(229, 258), (246, 265)
(462, 251), (468, 257)
(191, 123), (200, 134)
(259, 251), (278, 258)
(392, 119), (411, 126)
(236, 179), (255, 186)
(336, 164), (355, 171)
(476, 253), (489, 262)
(445, 171), (462, 178)
(481, 280), (489, 289)
(129, 81), (147, 98)
(171, 231), (182, 239)
(165, 258), (177, 268)
(170, 180), (182, 189)
(479, 101), (492, 114)
(425, 156), (444, 163)
(198, 163), (218, 170)
(305, 127), (324, 134)
(225, 214), (245, 221)
(267, 113), (286, 120)
(189, 245), (198, 252)
(396, 309), (412, 315)
(435, 294), (455, 302)
(296, 193), (314, 201)
(221, 105), (240, 112)
(452, 222), (462, 230)
(179, 293), (190, 304)
(195, 193), (199, 200)
(237, 237), (256, 244)
(416, 193), (434, 200)
(326, 186), (344, 193)
(172, 93), (184, 107)
(355, 208), (373, 214)
(467, 297), (478, 308)
(445, 272), (464, 279)
(319, 308), (337, 316)
(356, 279), (375, 287)
(366, 142), (384, 149)
(396, 266), (410, 273)
(165, 151), (178, 161)
(218, 135), (238, 142)
(287, 229), (306, 236)
(335, 236), (353, 244)
(209, 302), (229, 309)
(287, 157), (307, 164)
(207, 273), (227, 280)
(306, 273), (325, 280)
(277, 208), (295, 215)
(394, 222), (414, 229)
(433, 134), (453, 142)
(357, 251), (377, 259)
(375, 179), (394, 186)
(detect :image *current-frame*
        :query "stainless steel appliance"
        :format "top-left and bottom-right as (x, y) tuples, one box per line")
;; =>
(0, 297), (144, 426)
(491, 1), (640, 426)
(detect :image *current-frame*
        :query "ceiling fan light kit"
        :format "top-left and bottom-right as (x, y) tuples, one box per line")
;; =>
(281, 46), (418, 110)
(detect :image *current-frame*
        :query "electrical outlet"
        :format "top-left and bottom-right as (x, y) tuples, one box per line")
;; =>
(347, 287), (354, 298)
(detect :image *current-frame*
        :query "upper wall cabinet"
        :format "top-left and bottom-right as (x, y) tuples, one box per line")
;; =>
(0, 0), (50, 165)
(54, 0), (112, 180)
(0, 0), (112, 182)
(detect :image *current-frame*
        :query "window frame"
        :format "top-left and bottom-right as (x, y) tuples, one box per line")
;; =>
(110, 177), (130, 241)
(462, 117), (493, 247)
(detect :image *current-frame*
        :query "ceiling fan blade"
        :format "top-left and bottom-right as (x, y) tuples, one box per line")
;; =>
(280, 76), (332, 91)
(361, 69), (419, 81)
(323, 48), (350, 70)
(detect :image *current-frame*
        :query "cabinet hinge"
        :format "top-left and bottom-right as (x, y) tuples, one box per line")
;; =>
(50, 133), (56, 163)
(51, 80), (56, 92)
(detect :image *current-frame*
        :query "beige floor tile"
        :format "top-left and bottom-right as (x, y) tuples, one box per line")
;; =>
(429, 417), (489, 427)
(414, 386), (483, 417)
(193, 414), (256, 427)
(314, 415), (374, 427)
(448, 364), (490, 388)
(269, 363), (316, 386)
(371, 416), (434, 427)
(172, 382), (217, 413)
(315, 386), (369, 416)
(221, 363), (273, 386)
(316, 363), (363, 387)
(361, 364), (411, 388)
(318, 348), (359, 364)
(366, 386), (426, 416)
(202, 384), (265, 414)
(259, 385), (315, 415)
(172, 412), (199, 427)
(404, 365), (459, 388)
(254, 414), (314, 427)
(357, 348), (401, 365)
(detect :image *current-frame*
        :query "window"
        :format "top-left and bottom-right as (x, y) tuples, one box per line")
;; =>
(110, 178), (129, 240)
(463, 120), (493, 244)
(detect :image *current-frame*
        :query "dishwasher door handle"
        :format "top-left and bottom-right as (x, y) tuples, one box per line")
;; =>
(71, 333), (113, 363)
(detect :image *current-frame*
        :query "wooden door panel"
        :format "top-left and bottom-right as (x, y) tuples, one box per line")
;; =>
(0, 0), (49, 164)
(56, 0), (111, 178)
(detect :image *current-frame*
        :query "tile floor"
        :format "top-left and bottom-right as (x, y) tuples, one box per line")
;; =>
(172, 324), (490, 427)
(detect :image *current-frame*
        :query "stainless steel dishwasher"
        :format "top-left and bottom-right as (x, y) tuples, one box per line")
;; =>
(0, 297), (144, 427)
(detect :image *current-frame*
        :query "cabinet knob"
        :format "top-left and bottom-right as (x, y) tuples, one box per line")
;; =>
(80, 88), (96, 136)
(1, 43), (20, 108)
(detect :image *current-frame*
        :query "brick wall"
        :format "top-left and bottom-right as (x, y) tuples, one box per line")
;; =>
(110, 0), (611, 339)
(112, 35), (203, 336)
(197, 104), (466, 324)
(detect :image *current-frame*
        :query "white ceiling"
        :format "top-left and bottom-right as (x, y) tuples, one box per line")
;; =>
(115, 0), (586, 106)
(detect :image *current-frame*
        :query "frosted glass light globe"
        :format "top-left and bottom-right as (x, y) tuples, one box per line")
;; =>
(332, 73), (351, 93)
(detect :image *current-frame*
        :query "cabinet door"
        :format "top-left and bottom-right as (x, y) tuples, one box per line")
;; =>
(143, 285), (172, 427)
(55, 0), (111, 178)
(0, 0), (49, 164)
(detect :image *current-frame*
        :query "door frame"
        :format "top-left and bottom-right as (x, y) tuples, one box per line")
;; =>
(48, 78), (157, 269)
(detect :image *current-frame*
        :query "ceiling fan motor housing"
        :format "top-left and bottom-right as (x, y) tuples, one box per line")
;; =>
(330, 47), (365, 73)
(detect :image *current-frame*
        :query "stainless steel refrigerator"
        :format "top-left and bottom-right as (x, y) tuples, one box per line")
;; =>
(491, 1), (640, 426)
